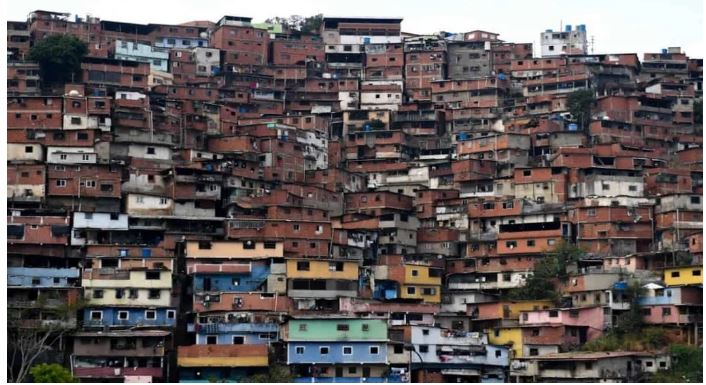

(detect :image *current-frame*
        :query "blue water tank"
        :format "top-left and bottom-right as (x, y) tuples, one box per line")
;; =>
(545, 29), (552, 33)
(498, 73), (506, 81)
(458, 132), (469, 141)
(364, 123), (372, 131)
(568, 123), (578, 131)
(565, 24), (572, 32)
(578, 24), (586, 32)
(363, 37), (371, 44)
(662, 48), (668, 54)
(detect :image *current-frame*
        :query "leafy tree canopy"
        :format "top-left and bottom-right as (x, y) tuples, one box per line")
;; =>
(29, 363), (77, 383)
(265, 14), (323, 34)
(27, 35), (87, 86)
(245, 365), (294, 383)
(567, 89), (595, 130)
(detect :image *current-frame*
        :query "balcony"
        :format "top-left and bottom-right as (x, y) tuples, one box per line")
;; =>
(72, 366), (163, 379)
(187, 323), (279, 334)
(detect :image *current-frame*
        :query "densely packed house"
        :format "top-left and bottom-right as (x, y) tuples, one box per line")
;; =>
(7, 10), (703, 383)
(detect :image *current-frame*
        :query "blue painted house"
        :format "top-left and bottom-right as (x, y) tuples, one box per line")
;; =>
(83, 307), (177, 328)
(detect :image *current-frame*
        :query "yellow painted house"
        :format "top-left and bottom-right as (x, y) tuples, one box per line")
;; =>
(488, 327), (524, 358)
(82, 268), (173, 307)
(185, 240), (284, 259)
(664, 265), (703, 286)
(286, 259), (359, 280)
(399, 264), (442, 303)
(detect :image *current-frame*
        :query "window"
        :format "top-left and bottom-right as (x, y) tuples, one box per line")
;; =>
(56, 179), (67, 187)
(348, 367), (357, 374)
(671, 271), (681, 278)
(506, 241), (517, 248)
(527, 240), (536, 247)
(419, 345), (429, 353)
(295, 346), (305, 354)
(206, 335), (217, 345)
(232, 336), (245, 344)
(411, 269), (419, 277)
(117, 311), (129, 320)
(298, 324), (307, 331)
(145, 310), (157, 320)
(90, 311), (102, 320)
(343, 346), (353, 355)
(693, 270), (701, 276)
(166, 310), (176, 319)
(146, 147), (156, 155)
(71, 117), (82, 125)
(146, 271), (160, 280)
(587, 208), (596, 216)
(129, 289), (138, 299)
(293, 224), (300, 231)
(662, 307), (671, 316)
(319, 346), (330, 355)
(585, 362), (593, 370)
(92, 290), (104, 299)
(198, 241), (212, 249)
(629, 185), (638, 192)
(329, 262), (344, 272)
(148, 289), (161, 299)
(422, 288), (436, 296)
(297, 261), (310, 271)
(337, 324), (349, 331)
(115, 288), (125, 299)
(369, 346), (380, 355)
(548, 310), (559, 318)
(407, 287), (416, 295)
(690, 196), (701, 204)
(422, 329), (430, 336)
(529, 348), (539, 356)
(362, 324), (369, 332)
(641, 308), (651, 316)
(232, 278), (240, 287)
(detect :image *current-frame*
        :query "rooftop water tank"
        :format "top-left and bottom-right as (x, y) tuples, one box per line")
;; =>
(565, 25), (572, 32)
(662, 48), (668, 54)
(578, 24), (586, 32)
(568, 123), (578, 131)
(545, 29), (552, 33)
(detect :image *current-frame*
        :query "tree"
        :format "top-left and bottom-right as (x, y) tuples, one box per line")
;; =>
(245, 365), (294, 383)
(8, 297), (85, 382)
(29, 363), (76, 383)
(300, 14), (323, 34)
(648, 344), (703, 382)
(613, 279), (645, 335)
(567, 89), (595, 130)
(265, 14), (323, 34)
(694, 99), (702, 125)
(27, 35), (87, 86)
(505, 241), (585, 301)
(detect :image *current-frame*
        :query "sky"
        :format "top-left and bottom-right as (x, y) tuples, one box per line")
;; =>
(6, 0), (705, 58)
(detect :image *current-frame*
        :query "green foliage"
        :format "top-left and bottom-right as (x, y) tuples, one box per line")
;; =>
(29, 363), (76, 383)
(505, 241), (585, 301)
(369, 119), (386, 129)
(582, 327), (668, 352)
(567, 89), (595, 129)
(28, 35), (87, 85)
(613, 280), (645, 335)
(264, 14), (323, 34)
(300, 14), (324, 34)
(647, 344), (703, 382)
(245, 365), (294, 383)
(694, 99), (702, 125)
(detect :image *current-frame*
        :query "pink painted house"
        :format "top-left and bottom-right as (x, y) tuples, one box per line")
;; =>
(519, 306), (606, 341)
